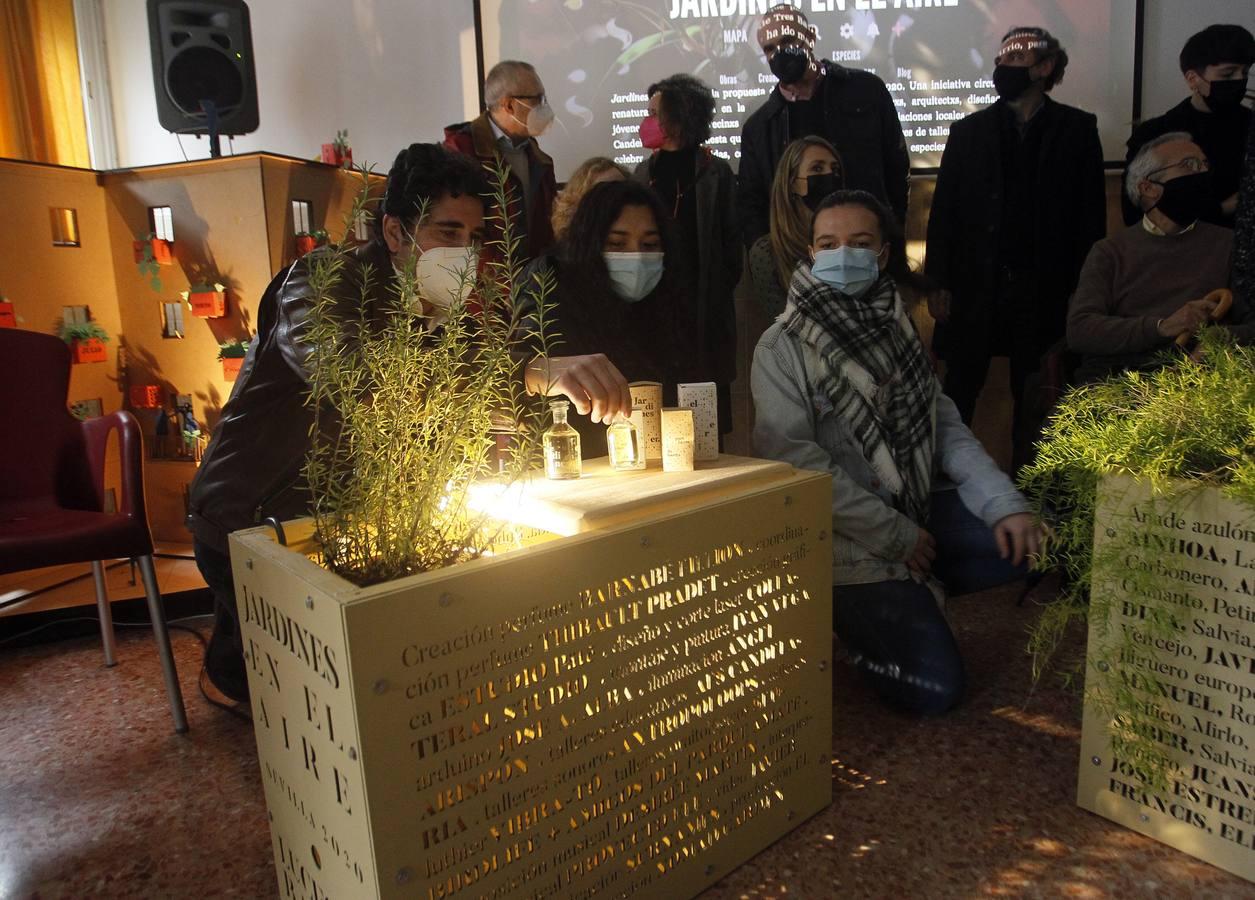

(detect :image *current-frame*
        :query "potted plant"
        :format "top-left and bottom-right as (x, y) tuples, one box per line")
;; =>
(0, 292), (14, 329)
(218, 338), (250, 381)
(58, 321), (110, 364)
(320, 129), (352, 167)
(294, 228), (329, 258)
(185, 281), (227, 318)
(133, 232), (172, 292)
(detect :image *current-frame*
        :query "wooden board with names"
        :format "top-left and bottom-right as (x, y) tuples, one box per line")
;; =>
(232, 455), (833, 899)
(1078, 475), (1255, 882)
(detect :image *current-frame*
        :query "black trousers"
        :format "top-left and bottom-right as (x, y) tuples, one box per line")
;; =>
(193, 538), (250, 702)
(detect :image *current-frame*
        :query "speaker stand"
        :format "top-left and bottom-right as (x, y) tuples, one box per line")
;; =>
(200, 99), (222, 158)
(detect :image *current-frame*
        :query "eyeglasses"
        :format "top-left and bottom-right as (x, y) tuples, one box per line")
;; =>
(512, 94), (546, 106)
(1149, 156), (1210, 178)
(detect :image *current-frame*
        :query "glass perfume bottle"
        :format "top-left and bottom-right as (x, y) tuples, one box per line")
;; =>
(607, 409), (646, 471)
(543, 400), (581, 480)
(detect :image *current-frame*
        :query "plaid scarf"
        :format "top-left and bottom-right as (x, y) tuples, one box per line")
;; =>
(782, 265), (937, 524)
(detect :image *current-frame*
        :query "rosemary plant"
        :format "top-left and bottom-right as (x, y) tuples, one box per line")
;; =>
(301, 163), (558, 587)
(1019, 329), (1255, 786)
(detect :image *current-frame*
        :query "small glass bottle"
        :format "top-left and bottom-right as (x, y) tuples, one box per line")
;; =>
(543, 400), (581, 480)
(607, 408), (646, 471)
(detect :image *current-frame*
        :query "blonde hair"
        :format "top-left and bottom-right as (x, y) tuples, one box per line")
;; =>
(768, 136), (843, 288)
(551, 157), (630, 240)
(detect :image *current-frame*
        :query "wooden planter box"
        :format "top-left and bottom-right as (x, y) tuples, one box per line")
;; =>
(222, 356), (244, 381)
(0, 302), (15, 328)
(130, 384), (162, 408)
(133, 237), (173, 266)
(189, 290), (227, 318)
(1079, 474), (1255, 882)
(71, 337), (107, 364)
(230, 456), (832, 899)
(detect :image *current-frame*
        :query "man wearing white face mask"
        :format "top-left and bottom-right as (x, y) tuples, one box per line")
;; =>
(445, 60), (558, 263)
(189, 144), (630, 705)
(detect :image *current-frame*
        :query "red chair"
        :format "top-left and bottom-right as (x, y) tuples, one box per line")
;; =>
(0, 329), (188, 732)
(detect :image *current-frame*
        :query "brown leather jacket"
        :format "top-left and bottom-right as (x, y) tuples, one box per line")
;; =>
(187, 241), (395, 552)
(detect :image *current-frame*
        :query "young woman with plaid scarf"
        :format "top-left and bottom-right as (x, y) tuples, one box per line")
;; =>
(751, 190), (1044, 715)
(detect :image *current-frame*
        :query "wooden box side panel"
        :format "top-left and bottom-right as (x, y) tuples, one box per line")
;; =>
(347, 472), (833, 899)
(230, 533), (379, 899)
(1078, 475), (1255, 882)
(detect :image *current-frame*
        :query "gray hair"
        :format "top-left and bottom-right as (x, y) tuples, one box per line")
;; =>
(1124, 131), (1194, 207)
(484, 60), (538, 109)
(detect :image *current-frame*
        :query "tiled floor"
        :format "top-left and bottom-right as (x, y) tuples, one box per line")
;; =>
(0, 583), (1250, 899)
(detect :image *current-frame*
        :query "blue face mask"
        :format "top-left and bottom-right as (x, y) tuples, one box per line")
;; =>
(604, 252), (664, 302)
(811, 246), (883, 298)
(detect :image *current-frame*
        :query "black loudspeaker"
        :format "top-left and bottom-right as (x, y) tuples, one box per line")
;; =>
(147, 0), (259, 152)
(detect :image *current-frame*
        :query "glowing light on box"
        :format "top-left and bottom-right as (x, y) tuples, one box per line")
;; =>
(662, 408), (695, 472)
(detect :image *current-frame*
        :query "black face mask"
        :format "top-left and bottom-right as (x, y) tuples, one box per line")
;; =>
(802, 172), (841, 211)
(1201, 76), (1250, 113)
(770, 46), (810, 85)
(992, 64), (1035, 101)
(1151, 171), (1219, 227)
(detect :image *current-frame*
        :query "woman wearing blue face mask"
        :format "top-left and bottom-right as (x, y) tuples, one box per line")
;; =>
(751, 189), (1045, 716)
(521, 179), (696, 456)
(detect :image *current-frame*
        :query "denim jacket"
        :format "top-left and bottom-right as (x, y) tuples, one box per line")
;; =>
(751, 311), (1029, 587)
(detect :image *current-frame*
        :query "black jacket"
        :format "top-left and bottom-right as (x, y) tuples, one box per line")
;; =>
(736, 60), (909, 248)
(187, 242), (395, 552)
(925, 97), (1106, 359)
(633, 147), (741, 383)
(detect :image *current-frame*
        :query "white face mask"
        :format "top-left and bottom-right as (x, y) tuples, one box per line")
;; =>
(512, 99), (554, 137)
(414, 245), (478, 312)
(603, 251), (664, 302)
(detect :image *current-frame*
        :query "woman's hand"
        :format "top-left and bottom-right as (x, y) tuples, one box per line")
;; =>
(905, 528), (937, 576)
(525, 354), (633, 424)
(993, 513), (1043, 567)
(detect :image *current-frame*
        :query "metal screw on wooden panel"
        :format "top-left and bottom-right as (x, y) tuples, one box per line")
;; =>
(818, 530), (827, 541)
(640, 536), (651, 548)
(245, 559), (253, 569)
(787, 810), (796, 820)
(705, 865), (714, 876)
(784, 495), (793, 506)
(349, 747), (358, 761)
(373, 679), (389, 695)
(396, 867), (413, 885)
(305, 596), (314, 610)
(1091, 756), (1102, 766)
(439, 592), (454, 607)
(1140, 814), (1150, 823)
(819, 660), (827, 671)
(1096, 660), (1109, 672)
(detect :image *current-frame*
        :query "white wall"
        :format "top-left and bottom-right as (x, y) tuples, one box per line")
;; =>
(1142, 0), (1255, 120)
(102, 0), (479, 169)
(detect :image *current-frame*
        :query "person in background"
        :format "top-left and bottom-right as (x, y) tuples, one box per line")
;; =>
(633, 73), (740, 440)
(189, 144), (629, 704)
(1123, 25), (1254, 227)
(550, 157), (628, 242)
(444, 60), (557, 262)
(522, 180), (696, 457)
(748, 135), (844, 319)
(737, 4), (908, 250)
(925, 26), (1105, 473)
(1068, 134), (1253, 383)
(752, 190), (1041, 715)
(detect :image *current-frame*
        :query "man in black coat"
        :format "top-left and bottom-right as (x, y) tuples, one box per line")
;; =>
(925, 26), (1105, 472)
(737, 4), (909, 248)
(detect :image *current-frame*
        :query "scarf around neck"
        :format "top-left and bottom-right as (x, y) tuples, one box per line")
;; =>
(782, 264), (937, 523)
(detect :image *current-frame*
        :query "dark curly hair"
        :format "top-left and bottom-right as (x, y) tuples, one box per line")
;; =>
(647, 73), (716, 148)
(374, 143), (489, 243)
(1001, 26), (1069, 91)
(1180, 24), (1255, 74)
(558, 180), (675, 274)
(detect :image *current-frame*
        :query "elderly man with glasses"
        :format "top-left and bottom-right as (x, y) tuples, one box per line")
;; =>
(445, 60), (557, 263)
(1067, 133), (1254, 383)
